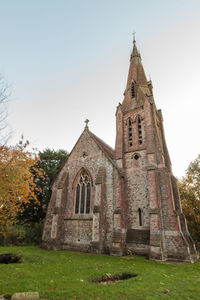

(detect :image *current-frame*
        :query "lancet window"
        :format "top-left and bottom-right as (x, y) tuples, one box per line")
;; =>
(128, 119), (133, 147)
(138, 208), (143, 226)
(137, 116), (142, 144)
(75, 170), (91, 214)
(131, 82), (135, 98)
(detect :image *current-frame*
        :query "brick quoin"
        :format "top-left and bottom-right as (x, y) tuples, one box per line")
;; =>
(42, 39), (199, 263)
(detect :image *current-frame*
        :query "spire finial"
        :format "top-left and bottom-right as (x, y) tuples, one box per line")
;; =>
(84, 119), (89, 128)
(132, 31), (136, 43)
(131, 31), (140, 59)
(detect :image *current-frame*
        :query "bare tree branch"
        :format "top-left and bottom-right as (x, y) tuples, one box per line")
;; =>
(0, 75), (12, 144)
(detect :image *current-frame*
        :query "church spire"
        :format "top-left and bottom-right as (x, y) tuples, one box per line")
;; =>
(122, 39), (149, 111)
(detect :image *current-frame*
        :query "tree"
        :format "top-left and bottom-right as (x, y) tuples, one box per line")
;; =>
(0, 138), (45, 226)
(179, 154), (200, 248)
(18, 148), (68, 223)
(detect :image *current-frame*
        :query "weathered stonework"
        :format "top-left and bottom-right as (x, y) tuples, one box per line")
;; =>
(42, 40), (199, 263)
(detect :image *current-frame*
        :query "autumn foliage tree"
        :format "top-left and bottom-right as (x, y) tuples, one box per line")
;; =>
(179, 154), (200, 248)
(18, 148), (68, 223)
(0, 138), (45, 227)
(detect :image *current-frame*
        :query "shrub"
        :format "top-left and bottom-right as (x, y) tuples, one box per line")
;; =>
(0, 222), (43, 246)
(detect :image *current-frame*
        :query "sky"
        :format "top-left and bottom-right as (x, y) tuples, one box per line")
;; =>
(0, 0), (200, 178)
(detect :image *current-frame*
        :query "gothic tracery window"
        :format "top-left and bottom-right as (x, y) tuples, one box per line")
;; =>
(75, 170), (91, 214)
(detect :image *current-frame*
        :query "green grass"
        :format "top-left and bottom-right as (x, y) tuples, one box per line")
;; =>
(0, 246), (200, 299)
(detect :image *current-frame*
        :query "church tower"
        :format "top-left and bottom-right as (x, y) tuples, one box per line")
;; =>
(115, 39), (198, 262)
(42, 38), (198, 263)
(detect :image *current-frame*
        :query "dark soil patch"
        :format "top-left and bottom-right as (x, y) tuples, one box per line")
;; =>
(0, 253), (21, 264)
(1, 294), (12, 300)
(92, 272), (139, 284)
(160, 289), (170, 294)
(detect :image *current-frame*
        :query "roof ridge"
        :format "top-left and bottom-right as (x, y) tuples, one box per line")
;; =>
(89, 131), (115, 156)
(87, 130), (123, 177)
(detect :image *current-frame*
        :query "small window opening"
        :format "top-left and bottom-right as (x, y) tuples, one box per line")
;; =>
(128, 119), (133, 147)
(138, 208), (142, 226)
(131, 83), (135, 98)
(134, 154), (139, 160)
(138, 117), (142, 144)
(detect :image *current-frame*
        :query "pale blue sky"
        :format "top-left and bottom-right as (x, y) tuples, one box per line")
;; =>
(0, 0), (200, 177)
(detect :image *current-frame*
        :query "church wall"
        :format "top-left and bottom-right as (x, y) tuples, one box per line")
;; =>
(123, 150), (150, 255)
(42, 129), (121, 254)
(61, 155), (116, 253)
(124, 150), (149, 230)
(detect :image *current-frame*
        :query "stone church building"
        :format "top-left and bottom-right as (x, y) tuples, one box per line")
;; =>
(42, 40), (198, 263)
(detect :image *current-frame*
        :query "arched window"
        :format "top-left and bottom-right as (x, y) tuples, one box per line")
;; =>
(138, 208), (142, 226)
(128, 119), (133, 147)
(74, 170), (91, 214)
(131, 82), (135, 98)
(137, 116), (142, 144)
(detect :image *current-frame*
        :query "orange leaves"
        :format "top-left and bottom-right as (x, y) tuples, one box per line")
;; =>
(0, 139), (44, 226)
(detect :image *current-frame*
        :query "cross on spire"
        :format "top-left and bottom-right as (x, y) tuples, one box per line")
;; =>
(84, 119), (89, 128)
(132, 31), (136, 43)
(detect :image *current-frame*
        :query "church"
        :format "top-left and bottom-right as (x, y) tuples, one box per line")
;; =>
(42, 39), (198, 263)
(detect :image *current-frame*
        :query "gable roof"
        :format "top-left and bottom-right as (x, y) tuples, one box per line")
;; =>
(87, 129), (123, 177)
(53, 127), (123, 188)
(88, 131), (115, 160)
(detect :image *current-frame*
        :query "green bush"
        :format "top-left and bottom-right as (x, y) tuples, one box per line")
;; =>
(23, 222), (44, 245)
(0, 222), (43, 246)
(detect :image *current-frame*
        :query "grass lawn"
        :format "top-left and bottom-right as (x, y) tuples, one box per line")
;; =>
(0, 246), (199, 299)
